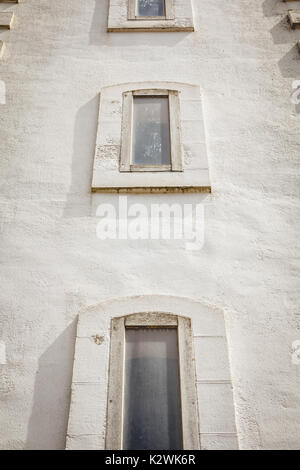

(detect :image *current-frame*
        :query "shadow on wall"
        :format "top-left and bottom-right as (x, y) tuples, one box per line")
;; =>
(262, 0), (300, 95)
(25, 321), (77, 450)
(278, 43), (300, 78)
(89, 0), (108, 45)
(269, 16), (300, 45)
(261, 0), (298, 18)
(63, 95), (100, 218)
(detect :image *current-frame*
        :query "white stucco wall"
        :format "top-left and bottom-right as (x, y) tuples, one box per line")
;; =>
(0, 0), (299, 450)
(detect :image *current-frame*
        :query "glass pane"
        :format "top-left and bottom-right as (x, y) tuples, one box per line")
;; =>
(137, 0), (165, 17)
(132, 96), (171, 166)
(123, 328), (182, 450)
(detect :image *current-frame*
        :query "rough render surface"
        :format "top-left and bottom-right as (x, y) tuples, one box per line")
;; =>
(0, 0), (300, 450)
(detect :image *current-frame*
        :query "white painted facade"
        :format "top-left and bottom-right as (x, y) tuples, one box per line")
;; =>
(0, 0), (300, 450)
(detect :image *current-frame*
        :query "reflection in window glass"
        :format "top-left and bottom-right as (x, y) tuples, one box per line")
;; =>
(123, 328), (182, 450)
(132, 96), (171, 166)
(137, 0), (165, 17)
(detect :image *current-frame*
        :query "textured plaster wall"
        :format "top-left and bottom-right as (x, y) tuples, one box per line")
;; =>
(0, 0), (299, 450)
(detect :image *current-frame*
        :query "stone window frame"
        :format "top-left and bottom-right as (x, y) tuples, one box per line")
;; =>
(128, 0), (175, 21)
(107, 0), (195, 33)
(66, 296), (238, 450)
(120, 89), (183, 173)
(91, 81), (211, 193)
(105, 312), (200, 450)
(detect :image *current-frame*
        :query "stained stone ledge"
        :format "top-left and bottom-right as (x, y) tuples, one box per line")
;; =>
(288, 10), (300, 29)
(0, 12), (14, 29)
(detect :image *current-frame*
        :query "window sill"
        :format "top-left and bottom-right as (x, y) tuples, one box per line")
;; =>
(108, 25), (194, 33)
(131, 16), (168, 21)
(130, 165), (172, 172)
(91, 186), (212, 194)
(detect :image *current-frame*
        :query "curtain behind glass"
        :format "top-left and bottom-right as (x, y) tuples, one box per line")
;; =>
(123, 328), (182, 450)
(132, 96), (171, 166)
(137, 0), (165, 17)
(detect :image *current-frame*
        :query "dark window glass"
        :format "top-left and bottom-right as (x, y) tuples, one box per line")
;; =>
(123, 328), (182, 450)
(132, 96), (171, 166)
(137, 0), (165, 17)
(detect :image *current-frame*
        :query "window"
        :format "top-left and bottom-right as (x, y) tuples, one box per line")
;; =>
(107, 0), (195, 33)
(136, 0), (166, 18)
(128, 0), (174, 20)
(132, 95), (171, 170)
(66, 296), (238, 450)
(105, 312), (200, 450)
(123, 328), (182, 450)
(120, 90), (183, 172)
(288, 10), (300, 30)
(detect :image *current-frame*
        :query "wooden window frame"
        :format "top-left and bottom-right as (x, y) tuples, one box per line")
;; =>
(120, 89), (183, 173)
(105, 312), (200, 450)
(128, 0), (175, 21)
